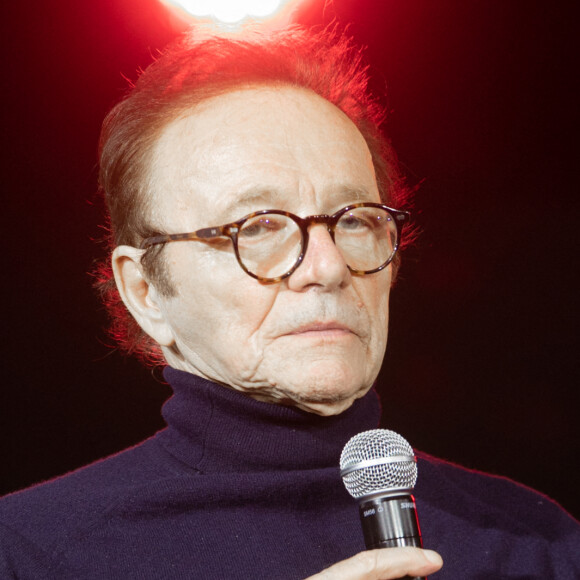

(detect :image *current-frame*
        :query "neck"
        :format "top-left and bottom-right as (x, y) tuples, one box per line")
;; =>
(158, 367), (382, 473)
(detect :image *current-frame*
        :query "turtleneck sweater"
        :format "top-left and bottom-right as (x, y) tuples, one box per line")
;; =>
(1, 368), (578, 579)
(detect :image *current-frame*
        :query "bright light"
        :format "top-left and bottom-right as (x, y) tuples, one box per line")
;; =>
(163, 0), (288, 24)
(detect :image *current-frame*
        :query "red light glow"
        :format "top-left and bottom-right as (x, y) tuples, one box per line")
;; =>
(161, 0), (296, 25)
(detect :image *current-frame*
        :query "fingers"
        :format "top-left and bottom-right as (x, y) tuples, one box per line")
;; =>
(306, 547), (443, 580)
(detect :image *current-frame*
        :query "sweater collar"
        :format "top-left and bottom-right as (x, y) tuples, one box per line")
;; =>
(159, 367), (381, 473)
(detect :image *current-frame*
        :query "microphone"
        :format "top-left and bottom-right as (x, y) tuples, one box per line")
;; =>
(340, 429), (425, 580)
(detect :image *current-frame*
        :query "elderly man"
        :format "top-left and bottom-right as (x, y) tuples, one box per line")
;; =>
(1, 27), (578, 579)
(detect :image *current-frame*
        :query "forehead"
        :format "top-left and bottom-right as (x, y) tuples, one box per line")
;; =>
(148, 86), (379, 227)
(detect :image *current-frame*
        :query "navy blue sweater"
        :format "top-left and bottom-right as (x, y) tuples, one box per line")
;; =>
(1, 368), (578, 578)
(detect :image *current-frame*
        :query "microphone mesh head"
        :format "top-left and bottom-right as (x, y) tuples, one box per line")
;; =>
(340, 429), (417, 499)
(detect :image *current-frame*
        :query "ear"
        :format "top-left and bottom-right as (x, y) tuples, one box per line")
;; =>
(112, 246), (176, 347)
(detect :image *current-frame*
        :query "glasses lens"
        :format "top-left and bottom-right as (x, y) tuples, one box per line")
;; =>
(335, 206), (398, 272)
(237, 213), (302, 280)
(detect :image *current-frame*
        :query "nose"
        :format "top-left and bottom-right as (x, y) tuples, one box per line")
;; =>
(286, 224), (350, 291)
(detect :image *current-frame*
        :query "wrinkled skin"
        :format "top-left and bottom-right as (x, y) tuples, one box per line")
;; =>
(114, 86), (392, 416)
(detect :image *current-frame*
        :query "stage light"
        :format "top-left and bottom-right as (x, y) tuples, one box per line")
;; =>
(161, 0), (289, 25)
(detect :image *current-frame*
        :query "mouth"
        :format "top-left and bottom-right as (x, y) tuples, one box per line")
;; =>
(286, 321), (356, 338)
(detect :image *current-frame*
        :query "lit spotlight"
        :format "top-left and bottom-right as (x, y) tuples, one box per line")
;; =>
(161, 0), (294, 25)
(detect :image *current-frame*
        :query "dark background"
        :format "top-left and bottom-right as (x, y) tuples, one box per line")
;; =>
(1, 0), (578, 519)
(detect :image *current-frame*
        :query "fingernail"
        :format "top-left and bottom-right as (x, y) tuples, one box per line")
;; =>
(424, 550), (443, 565)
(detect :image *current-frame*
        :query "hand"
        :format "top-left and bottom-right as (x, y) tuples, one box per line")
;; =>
(305, 547), (443, 580)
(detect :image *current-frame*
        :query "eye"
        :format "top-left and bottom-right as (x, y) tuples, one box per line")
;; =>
(340, 215), (367, 230)
(338, 212), (375, 232)
(240, 215), (288, 239)
(337, 209), (391, 234)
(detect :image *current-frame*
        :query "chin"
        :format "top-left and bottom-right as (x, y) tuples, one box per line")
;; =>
(294, 397), (360, 416)
(280, 373), (371, 416)
(290, 388), (368, 416)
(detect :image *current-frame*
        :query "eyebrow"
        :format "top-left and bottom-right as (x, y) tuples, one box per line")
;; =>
(325, 185), (376, 206)
(217, 184), (376, 223)
(218, 188), (285, 222)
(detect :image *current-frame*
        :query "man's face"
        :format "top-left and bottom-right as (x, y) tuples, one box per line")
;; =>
(146, 86), (391, 415)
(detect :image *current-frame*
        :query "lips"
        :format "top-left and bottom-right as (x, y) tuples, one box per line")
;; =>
(286, 321), (356, 336)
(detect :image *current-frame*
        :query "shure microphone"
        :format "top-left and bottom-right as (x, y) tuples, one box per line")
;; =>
(340, 429), (425, 580)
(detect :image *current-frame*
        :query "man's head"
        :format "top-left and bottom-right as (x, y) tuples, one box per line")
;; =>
(97, 27), (412, 414)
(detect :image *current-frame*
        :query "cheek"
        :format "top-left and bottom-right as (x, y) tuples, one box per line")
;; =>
(359, 274), (391, 335)
(164, 253), (280, 359)
(362, 280), (391, 383)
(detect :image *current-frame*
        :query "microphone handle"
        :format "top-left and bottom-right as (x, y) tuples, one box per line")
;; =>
(358, 494), (425, 580)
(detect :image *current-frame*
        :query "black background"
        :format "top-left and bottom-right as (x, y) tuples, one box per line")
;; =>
(1, 0), (578, 519)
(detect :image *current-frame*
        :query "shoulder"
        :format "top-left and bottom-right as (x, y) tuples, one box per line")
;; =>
(417, 451), (562, 506)
(416, 451), (580, 576)
(0, 433), (184, 556)
(416, 451), (578, 535)
(419, 452), (574, 518)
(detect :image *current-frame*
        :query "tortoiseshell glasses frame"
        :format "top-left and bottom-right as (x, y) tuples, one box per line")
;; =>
(139, 203), (410, 284)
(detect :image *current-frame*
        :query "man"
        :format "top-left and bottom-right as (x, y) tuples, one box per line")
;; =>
(0, 27), (578, 579)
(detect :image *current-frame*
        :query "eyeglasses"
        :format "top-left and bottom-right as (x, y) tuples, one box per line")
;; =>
(140, 203), (410, 284)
